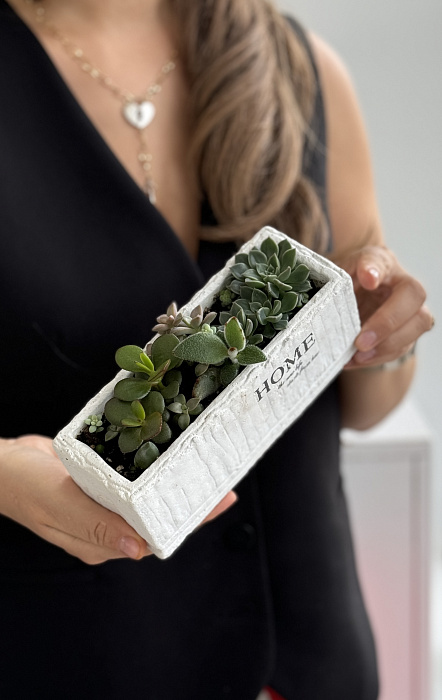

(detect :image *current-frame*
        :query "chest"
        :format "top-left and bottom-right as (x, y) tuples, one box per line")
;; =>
(19, 22), (201, 258)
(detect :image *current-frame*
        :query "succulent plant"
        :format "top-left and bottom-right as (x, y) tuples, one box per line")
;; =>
(84, 414), (104, 433)
(224, 236), (312, 308)
(79, 235), (318, 479)
(105, 391), (172, 454)
(154, 303), (217, 337)
(173, 316), (266, 367)
(167, 394), (203, 430)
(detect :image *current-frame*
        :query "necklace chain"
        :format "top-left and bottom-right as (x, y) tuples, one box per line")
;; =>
(24, 0), (178, 203)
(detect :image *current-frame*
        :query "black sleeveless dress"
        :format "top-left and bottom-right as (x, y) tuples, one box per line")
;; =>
(0, 3), (379, 698)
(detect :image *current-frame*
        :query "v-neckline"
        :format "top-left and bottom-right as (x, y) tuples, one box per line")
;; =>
(2, 0), (209, 270)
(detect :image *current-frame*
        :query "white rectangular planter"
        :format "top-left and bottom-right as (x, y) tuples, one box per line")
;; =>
(53, 227), (361, 559)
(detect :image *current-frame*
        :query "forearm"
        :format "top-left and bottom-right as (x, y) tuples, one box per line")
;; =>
(338, 356), (416, 430)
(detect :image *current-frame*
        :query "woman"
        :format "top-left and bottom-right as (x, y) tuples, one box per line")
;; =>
(0, 1), (433, 698)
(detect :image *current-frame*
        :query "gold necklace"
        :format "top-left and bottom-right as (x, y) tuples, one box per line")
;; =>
(25, 0), (177, 203)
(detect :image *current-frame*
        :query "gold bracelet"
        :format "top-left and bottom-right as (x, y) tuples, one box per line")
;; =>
(362, 343), (416, 372)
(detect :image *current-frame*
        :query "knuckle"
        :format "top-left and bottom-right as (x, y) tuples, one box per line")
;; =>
(90, 519), (109, 547)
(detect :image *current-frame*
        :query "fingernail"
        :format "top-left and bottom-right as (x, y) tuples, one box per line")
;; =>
(354, 349), (377, 364)
(356, 331), (377, 351)
(367, 267), (380, 281)
(119, 537), (141, 559)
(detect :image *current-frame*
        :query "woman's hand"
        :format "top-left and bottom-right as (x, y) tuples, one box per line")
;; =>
(0, 435), (237, 565)
(341, 245), (433, 369)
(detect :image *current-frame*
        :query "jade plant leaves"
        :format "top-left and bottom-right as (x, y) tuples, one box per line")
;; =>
(140, 412), (163, 441)
(113, 377), (151, 402)
(115, 345), (152, 374)
(118, 427), (143, 454)
(105, 397), (139, 426)
(141, 391), (165, 416)
(151, 334), (182, 370)
(134, 441), (160, 470)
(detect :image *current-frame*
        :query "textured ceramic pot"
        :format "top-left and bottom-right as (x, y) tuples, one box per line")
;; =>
(53, 227), (360, 558)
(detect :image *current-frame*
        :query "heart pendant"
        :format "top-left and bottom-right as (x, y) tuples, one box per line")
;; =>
(122, 100), (156, 130)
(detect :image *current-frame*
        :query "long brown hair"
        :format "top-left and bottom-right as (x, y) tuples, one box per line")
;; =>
(168, 0), (328, 253)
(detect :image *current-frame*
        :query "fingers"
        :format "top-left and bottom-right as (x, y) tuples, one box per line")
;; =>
(346, 245), (432, 365)
(36, 474), (151, 564)
(355, 277), (428, 353)
(353, 246), (396, 291)
(202, 491), (237, 525)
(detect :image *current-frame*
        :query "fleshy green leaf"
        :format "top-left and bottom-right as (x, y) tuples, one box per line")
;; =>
(224, 317), (246, 351)
(287, 264), (310, 285)
(192, 369), (221, 400)
(177, 413), (190, 430)
(273, 320), (289, 331)
(140, 412), (162, 441)
(168, 402), (183, 414)
(251, 288), (267, 305)
(261, 237), (279, 259)
(280, 291), (299, 313)
(248, 249), (267, 267)
(230, 262), (248, 280)
(267, 253), (279, 271)
(151, 421), (173, 445)
(131, 400), (146, 421)
(228, 279), (242, 295)
(114, 378), (151, 402)
(151, 334), (181, 370)
(121, 418), (142, 428)
(237, 345), (267, 365)
(257, 307), (269, 325)
(187, 398), (200, 412)
(267, 282), (280, 299)
(278, 238), (292, 257)
(134, 441), (160, 470)
(141, 391), (165, 416)
(115, 345), (144, 373)
(105, 397), (138, 427)
(220, 363), (239, 387)
(281, 247), (297, 270)
(118, 427), (143, 453)
(234, 253), (249, 265)
(139, 352), (154, 371)
(160, 380), (180, 400)
(173, 332), (228, 365)
(244, 278), (266, 289)
(240, 285), (253, 301)
(189, 403), (203, 417)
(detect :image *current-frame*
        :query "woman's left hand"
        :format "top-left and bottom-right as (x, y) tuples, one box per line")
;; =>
(341, 245), (433, 369)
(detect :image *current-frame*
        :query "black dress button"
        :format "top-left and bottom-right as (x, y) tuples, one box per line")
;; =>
(223, 522), (257, 551)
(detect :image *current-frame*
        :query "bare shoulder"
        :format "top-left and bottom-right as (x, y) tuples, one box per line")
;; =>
(307, 33), (385, 257)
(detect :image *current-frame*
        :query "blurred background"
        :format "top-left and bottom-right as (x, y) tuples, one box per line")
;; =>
(278, 1), (441, 698)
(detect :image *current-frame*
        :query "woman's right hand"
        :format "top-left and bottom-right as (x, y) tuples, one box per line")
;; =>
(0, 435), (237, 565)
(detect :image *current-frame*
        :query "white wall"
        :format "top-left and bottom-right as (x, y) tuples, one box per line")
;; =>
(277, 1), (442, 696)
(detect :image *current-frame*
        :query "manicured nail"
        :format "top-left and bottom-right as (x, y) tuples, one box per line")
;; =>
(354, 349), (377, 364)
(367, 266), (380, 280)
(119, 537), (141, 559)
(356, 331), (377, 352)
